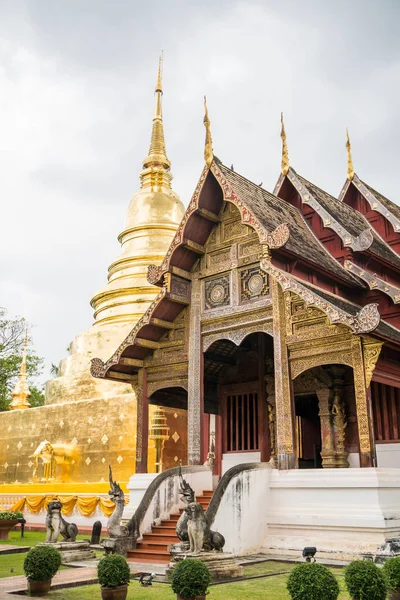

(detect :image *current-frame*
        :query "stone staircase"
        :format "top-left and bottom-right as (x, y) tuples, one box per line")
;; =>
(127, 489), (213, 564)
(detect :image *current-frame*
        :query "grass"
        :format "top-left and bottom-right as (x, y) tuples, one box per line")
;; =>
(0, 530), (91, 547)
(45, 562), (352, 600)
(0, 531), (97, 578)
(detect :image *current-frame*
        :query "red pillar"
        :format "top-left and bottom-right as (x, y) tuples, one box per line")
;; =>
(135, 368), (149, 473)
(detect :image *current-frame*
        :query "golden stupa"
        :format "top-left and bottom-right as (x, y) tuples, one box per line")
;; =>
(9, 331), (31, 411)
(0, 59), (188, 488)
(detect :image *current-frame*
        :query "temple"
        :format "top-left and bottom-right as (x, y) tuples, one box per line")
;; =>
(91, 111), (400, 477)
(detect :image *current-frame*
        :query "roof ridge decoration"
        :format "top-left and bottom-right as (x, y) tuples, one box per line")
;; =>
(338, 173), (400, 235)
(288, 170), (373, 252)
(344, 260), (400, 303)
(203, 96), (214, 168)
(281, 112), (289, 176)
(260, 260), (380, 334)
(147, 161), (290, 286)
(91, 287), (167, 379)
(346, 128), (355, 181)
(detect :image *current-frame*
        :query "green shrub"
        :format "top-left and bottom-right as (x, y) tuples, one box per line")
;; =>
(383, 556), (400, 590)
(171, 559), (212, 598)
(0, 511), (23, 520)
(286, 562), (339, 600)
(345, 560), (387, 600)
(23, 545), (61, 581)
(97, 555), (130, 588)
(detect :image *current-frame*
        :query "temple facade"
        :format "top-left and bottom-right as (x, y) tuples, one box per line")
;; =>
(92, 110), (400, 477)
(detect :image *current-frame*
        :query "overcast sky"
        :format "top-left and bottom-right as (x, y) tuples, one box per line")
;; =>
(1, 0), (399, 386)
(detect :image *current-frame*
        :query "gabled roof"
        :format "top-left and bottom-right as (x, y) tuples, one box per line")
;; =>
(217, 164), (357, 283)
(275, 168), (400, 271)
(91, 159), (374, 381)
(148, 160), (359, 288)
(339, 174), (400, 234)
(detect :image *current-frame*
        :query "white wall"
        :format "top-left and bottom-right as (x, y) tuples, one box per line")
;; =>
(222, 452), (261, 475)
(376, 444), (400, 468)
(212, 466), (271, 554)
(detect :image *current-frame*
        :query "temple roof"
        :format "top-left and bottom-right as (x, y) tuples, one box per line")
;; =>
(277, 168), (400, 270)
(210, 163), (360, 286)
(339, 173), (400, 235)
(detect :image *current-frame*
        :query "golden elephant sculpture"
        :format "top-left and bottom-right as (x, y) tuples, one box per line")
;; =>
(31, 440), (80, 482)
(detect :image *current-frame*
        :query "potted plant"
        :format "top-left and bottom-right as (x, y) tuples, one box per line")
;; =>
(383, 556), (400, 599)
(23, 545), (61, 597)
(345, 560), (387, 600)
(97, 554), (131, 600)
(0, 510), (23, 540)
(171, 559), (212, 600)
(287, 562), (339, 600)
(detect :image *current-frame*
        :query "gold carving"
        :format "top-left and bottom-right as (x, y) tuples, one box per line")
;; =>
(351, 338), (371, 454)
(31, 441), (79, 482)
(363, 341), (383, 388)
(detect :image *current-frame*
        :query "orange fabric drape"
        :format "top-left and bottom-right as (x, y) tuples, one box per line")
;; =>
(9, 495), (119, 517)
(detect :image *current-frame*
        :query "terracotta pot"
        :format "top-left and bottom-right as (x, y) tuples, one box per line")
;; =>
(0, 519), (18, 540)
(27, 579), (52, 597)
(389, 590), (400, 600)
(101, 584), (128, 600)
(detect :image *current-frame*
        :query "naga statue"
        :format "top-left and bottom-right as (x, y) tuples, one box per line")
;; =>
(107, 466), (128, 539)
(45, 500), (78, 543)
(176, 465), (195, 543)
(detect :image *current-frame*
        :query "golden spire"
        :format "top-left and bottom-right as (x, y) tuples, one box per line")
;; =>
(141, 55), (172, 189)
(203, 96), (213, 168)
(9, 329), (31, 411)
(346, 128), (355, 181)
(280, 112), (289, 176)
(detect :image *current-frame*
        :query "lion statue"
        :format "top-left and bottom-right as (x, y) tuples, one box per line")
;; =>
(45, 500), (78, 543)
(185, 502), (225, 555)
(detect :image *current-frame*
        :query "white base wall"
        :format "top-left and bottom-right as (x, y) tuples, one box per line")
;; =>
(222, 452), (261, 475)
(209, 466), (400, 560)
(376, 444), (400, 468)
(264, 468), (400, 560)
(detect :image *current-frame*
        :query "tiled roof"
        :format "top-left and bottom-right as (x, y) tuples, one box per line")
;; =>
(217, 163), (359, 286)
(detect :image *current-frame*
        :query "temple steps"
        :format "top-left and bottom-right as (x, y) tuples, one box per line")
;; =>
(127, 489), (213, 564)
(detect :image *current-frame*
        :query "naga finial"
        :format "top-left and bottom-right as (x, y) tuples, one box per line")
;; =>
(346, 128), (355, 181)
(203, 95), (214, 168)
(280, 112), (289, 176)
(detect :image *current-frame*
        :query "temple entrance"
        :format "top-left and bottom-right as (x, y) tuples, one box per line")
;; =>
(204, 332), (273, 474)
(295, 395), (322, 469)
(147, 387), (189, 472)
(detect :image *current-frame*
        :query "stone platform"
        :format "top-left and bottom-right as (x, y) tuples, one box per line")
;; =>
(40, 541), (96, 563)
(168, 547), (243, 580)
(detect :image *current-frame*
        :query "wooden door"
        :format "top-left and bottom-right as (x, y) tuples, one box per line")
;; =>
(221, 382), (260, 453)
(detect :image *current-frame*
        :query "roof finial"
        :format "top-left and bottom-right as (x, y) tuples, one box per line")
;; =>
(346, 128), (354, 181)
(203, 96), (213, 168)
(156, 52), (163, 93)
(9, 328), (31, 410)
(140, 55), (171, 188)
(280, 112), (289, 176)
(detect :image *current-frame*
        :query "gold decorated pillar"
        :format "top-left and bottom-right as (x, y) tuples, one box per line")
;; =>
(316, 389), (337, 468)
(351, 338), (375, 467)
(135, 368), (149, 473)
(187, 275), (204, 465)
(271, 277), (296, 469)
